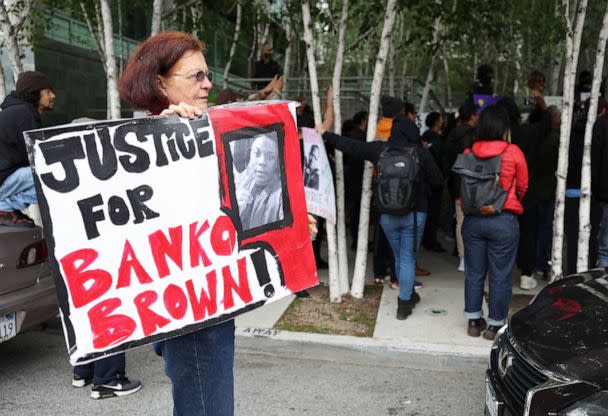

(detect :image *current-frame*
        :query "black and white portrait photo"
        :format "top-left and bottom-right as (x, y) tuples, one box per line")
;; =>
(303, 144), (320, 190)
(231, 131), (285, 231)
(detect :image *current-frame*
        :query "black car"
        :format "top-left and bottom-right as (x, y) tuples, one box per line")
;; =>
(485, 269), (608, 416)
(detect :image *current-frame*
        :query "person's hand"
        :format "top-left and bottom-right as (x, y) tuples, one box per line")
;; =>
(326, 85), (333, 102)
(308, 214), (318, 238)
(315, 123), (327, 135)
(270, 75), (284, 92)
(160, 102), (204, 119)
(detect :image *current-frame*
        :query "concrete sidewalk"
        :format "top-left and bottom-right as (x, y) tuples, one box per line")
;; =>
(235, 235), (546, 360)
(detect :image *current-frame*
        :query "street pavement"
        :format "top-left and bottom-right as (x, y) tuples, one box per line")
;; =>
(0, 235), (532, 415)
(0, 324), (487, 416)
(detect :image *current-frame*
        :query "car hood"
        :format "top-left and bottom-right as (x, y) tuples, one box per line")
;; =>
(510, 269), (608, 387)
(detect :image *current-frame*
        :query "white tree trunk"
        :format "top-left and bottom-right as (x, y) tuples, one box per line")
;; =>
(301, 0), (341, 303)
(551, 0), (588, 280)
(151, 0), (163, 36)
(419, 54), (437, 113)
(283, 24), (293, 93)
(100, 0), (121, 119)
(388, 44), (395, 96)
(351, 0), (399, 299)
(332, 0), (350, 296)
(577, 3), (608, 272)
(442, 45), (452, 108)
(0, 0), (34, 80)
(550, 0), (562, 95)
(223, 2), (242, 89)
(0, 60), (6, 101)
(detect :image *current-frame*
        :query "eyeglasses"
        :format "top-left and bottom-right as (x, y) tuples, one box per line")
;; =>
(170, 70), (213, 83)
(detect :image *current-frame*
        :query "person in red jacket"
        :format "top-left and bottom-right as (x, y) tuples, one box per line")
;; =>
(462, 105), (528, 341)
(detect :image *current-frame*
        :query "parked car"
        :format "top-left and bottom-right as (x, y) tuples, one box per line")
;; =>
(0, 225), (57, 344)
(485, 269), (608, 416)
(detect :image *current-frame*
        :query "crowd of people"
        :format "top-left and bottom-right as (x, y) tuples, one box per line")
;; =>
(2, 28), (608, 416)
(320, 64), (608, 342)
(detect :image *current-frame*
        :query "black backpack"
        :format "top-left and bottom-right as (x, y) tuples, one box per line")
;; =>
(452, 152), (507, 216)
(374, 146), (420, 215)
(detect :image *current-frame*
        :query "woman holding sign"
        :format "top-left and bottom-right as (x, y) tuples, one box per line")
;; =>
(119, 32), (233, 416)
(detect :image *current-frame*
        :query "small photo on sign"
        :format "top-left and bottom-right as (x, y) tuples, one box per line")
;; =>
(304, 145), (320, 191)
(226, 126), (287, 233)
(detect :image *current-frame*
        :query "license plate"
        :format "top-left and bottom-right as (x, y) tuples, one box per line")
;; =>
(0, 313), (17, 343)
(485, 378), (499, 416)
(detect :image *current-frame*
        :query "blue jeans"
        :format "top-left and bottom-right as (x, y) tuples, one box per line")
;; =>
(598, 204), (608, 268)
(74, 353), (126, 385)
(380, 212), (427, 301)
(154, 319), (235, 416)
(0, 167), (38, 211)
(462, 213), (519, 326)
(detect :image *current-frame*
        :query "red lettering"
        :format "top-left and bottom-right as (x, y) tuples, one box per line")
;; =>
(134, 290), (171, 336)
(222, 257), (252, 309)
(163, 284), (188, 320)
(185, 271), (218, 321)
(60, 248), (112, 308)
(117, 240), (153, 288)
(88, 298), (136, 349)
(149, 226), (183, 278)
(210, 216), (236, 256)
(189, 220), (211, 268)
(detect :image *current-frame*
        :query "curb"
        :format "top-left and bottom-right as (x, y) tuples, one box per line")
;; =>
(235, 327), (489, 371)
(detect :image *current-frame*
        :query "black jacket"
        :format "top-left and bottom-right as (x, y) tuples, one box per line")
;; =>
(443, 123), (475, 200)
(592, 114), (608, 202)
(323, 119), (443, 213)
(0, 92), (41, 185)
(567, 117), (586, 190)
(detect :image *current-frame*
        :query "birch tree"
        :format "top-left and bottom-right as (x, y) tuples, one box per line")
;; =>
(351, 0), (399, 299)
(331, 0), (350, 295)
(301, 0), (341, 303)
(551, 0), (588, 280)
(80, 0), (121, 119)
(419, 14), (440, 113)
(0, 0), (36, 80)
(151, 0), (163, 36)
(223, 2), (242, 89)
(577, 2), (608, 272)
(0, 59), (5, 101)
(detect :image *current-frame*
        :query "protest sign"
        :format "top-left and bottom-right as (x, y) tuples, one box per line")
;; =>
(25, 101), (317, 365)
(302, 127), (336, 223)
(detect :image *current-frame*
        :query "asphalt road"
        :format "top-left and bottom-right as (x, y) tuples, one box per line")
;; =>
(0, 323), (487, 416)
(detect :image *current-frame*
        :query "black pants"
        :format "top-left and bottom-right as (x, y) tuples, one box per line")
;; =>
(565, 198), (601, 275)
(74, 353), (126, 385)
(423, 186), (443, 248)
(373, 216), (397, 282)
(517, 197), (537, 276)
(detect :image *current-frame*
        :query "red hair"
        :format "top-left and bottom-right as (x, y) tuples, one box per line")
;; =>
(119, 31), (206, 115)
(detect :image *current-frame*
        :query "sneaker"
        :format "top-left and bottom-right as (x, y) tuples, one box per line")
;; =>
(520, 275), (538, 290)
(389, 281), (399, 290)
(457, 258), (465, 272)
(0, 210), (35, 228)
(72, 374), (92, 388)
(374, 276), (385, 284)
(414, 280), (423, 289)
(91, 377), (142, 399)
(467, 318), (487, 337)
(396, 298), (414, 320)
(483, 325), (502, 341)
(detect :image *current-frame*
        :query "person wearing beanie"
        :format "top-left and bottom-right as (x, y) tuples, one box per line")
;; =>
(0, 70), (55, 227)
(376, 95), (405, 141)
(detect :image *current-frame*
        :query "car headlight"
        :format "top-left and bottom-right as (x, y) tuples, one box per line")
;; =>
(558, 391), (608, 416)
